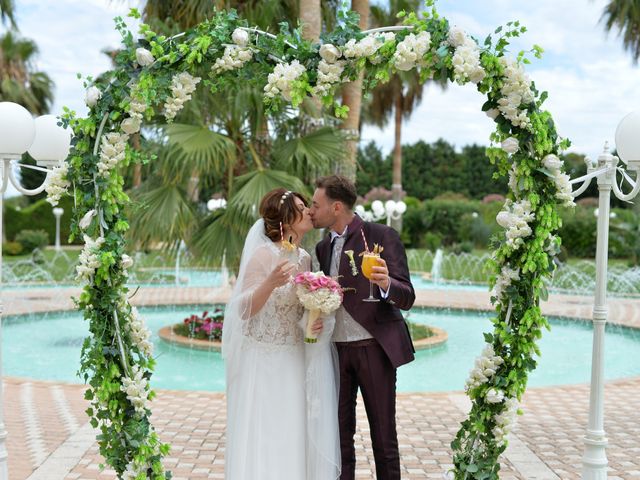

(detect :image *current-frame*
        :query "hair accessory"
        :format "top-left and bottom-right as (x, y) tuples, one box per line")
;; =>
(279, 190), (293, 206)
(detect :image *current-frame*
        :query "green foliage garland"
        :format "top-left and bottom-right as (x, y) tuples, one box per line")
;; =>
(49, 2), (574, 478)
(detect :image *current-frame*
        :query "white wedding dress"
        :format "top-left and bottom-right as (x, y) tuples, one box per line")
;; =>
(223, 219), (340, 480)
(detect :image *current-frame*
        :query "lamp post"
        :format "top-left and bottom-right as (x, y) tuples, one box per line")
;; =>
(570, 111), (640, 480)
(53, 207), (64, 251)
(0, 102), (71, 478)
(355, 199), (407, 230)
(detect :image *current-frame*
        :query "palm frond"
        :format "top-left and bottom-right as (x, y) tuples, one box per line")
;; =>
(230, 169), (309, 216)
(162, 123), (237, 185)
(272, 126), (343, 178)
(128, 181), (197, 249)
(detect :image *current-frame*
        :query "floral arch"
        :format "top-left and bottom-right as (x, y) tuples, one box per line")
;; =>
(47, 2), (574, 478)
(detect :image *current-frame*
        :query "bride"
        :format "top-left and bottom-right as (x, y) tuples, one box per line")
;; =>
(222, 188), (340, 480)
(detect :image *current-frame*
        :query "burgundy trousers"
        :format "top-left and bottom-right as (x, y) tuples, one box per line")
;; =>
(336, 339), (400, 480)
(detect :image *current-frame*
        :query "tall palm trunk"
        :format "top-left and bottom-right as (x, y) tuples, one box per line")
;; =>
(132, 133), (142, 188)
(299, 0), (321, 42)
(391, 89), (403, 231)
(338, 0), (369, 181)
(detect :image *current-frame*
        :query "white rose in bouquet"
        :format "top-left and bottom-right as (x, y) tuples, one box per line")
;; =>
(501, 137), (520, 154)
(85, 86), (102, 107)
(232, 28), (249, 47)
(319, 43), (341, 64)
(121, 117), (142, 135)
(448, 26), (467, 48)
(135, 47), (154, 67)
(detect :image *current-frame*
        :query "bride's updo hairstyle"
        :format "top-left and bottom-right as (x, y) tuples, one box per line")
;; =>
(259, 188), (309, 242)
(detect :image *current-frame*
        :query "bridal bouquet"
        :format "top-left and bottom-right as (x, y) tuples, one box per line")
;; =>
(294, 271), (343, 343)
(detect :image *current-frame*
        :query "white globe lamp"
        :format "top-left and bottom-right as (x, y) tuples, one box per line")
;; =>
(371, 200), (384, 217)
(28, 115), (72, 167)
(615, 111), (640, 170)
(0, 102), (36, 158)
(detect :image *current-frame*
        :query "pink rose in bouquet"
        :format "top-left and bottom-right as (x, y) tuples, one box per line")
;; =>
(294, 271), (343, 343)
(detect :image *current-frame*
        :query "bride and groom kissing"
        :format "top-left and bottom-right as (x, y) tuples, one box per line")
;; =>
(223, 175), (415, 480)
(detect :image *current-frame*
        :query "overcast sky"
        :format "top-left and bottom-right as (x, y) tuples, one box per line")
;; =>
(4, 0), (639, 196)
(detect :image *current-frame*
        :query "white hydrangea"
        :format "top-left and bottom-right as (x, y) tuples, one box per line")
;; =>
(120, 364), (150, 416)
(263, 60), (306, 102)
(127, 307), (153, 358)
(492, 265), (520, 299)
(393, 31), (431, 71)
(542, 154), (575, 207)
(496, 199), (535, 249)
(313, 59), (346, 97)
(465, 343), (504, 391)
(452, 35), (485, 84)
(212, 44), (253, 74)
(163, 72), (201, 121)
(45, 162), (70, 206)
(343, 32), (395, 63)
(492, 397), (519, 445)
(97, 132), (129, 175)
(497, 57), (535, 130)
(76, 235), (104, 281)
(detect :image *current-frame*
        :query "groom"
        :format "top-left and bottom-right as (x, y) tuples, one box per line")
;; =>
(310, 175), (415, 480)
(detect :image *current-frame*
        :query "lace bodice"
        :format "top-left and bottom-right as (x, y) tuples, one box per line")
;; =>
(243, 245), (311, 346)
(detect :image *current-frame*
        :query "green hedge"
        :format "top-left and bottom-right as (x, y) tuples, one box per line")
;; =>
(4, 195), (79, 245)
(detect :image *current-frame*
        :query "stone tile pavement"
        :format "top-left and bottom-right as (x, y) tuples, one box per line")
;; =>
(4, 285), (640, 479)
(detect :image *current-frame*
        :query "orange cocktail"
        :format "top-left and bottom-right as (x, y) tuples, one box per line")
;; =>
(361, 254), (380, 279)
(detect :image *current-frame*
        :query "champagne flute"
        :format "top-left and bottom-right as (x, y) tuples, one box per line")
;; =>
(361, 252), (381, 303)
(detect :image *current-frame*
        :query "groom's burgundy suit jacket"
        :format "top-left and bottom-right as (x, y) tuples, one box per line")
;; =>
(316, 215), (416, 368)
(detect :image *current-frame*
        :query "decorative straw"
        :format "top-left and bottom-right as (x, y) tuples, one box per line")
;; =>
(360, 228), (370, 253)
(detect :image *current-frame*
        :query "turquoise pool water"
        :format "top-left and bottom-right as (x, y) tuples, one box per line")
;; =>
(5, 306), (640, 392)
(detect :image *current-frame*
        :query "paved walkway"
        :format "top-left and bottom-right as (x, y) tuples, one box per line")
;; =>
(4, 285), (640, 479)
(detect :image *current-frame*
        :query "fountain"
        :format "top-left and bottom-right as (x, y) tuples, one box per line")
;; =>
(430, 249), (444, 284)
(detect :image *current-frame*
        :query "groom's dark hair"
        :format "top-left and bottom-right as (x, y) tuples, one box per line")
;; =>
(315, 175), (357, 210)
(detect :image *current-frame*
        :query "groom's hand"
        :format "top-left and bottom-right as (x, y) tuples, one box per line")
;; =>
(370, 258), (390, 291)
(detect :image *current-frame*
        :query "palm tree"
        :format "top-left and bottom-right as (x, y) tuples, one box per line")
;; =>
(363, 0), (425, 231)
(600, 0), (640, 63)
(121, 2), (344, 267)
(339, 0), (369, 181)
(0, 0), (17, 29)
(0, 31), (54, 114)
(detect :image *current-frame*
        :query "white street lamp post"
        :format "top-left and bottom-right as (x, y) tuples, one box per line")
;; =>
(0, 102), (71, 478)
(53, 207), (64, 251)
(570, 111), (640, 480)
(356, 199), (407, 229)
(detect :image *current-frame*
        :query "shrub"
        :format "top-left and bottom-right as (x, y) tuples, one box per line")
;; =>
(3, 241), (23, 256)
(450, 241), (474, 254)
(174, 308), (224, 341)
(15, 229), (49, 252)
(423, 232), (442, 251)
(422, 199), (480, 245)
(457, 213), (492, 248)
(4, 196), (79, 245)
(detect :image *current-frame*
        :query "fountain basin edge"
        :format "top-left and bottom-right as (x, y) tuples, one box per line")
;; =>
(158, 324), (448, 352)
